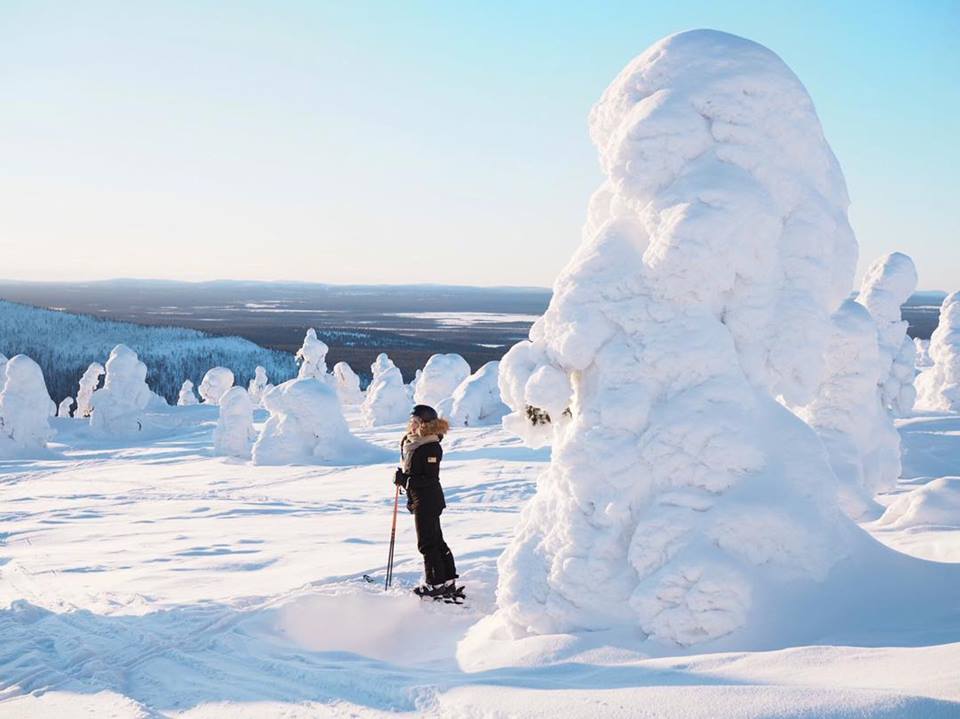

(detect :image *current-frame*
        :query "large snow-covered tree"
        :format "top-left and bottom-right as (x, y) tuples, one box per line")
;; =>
(916, 292), (960, 412)
(296, 328), (329, 381)
(0, 355), (55, 456)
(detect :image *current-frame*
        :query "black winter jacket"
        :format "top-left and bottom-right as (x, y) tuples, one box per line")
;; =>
(401, 438), (446, 516)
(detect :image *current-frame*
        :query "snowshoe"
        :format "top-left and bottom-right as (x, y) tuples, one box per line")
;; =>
(441, 584), (466, 605)
(413, 583), (448, 599)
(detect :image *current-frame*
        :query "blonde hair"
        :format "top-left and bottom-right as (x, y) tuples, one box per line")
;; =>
(408, 416), (450, 437)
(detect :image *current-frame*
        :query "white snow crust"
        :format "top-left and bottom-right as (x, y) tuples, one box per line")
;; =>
(89, 345), (153, 436)
(213, 386), (256, 458)
(0, 355), (55, 456)
(437, 361), (509, 427)
(412, 353), (471, 408)
(198, 367), (235, 406)
(916, 292), (960, 412)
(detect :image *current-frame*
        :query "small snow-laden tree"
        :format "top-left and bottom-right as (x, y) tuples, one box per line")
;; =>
(198, 367), (234, 405)
(332, 361), (363, 405)
(370, 353), (395, 383)
(0, 353), (8, 387)
(477, 30), (862, 649)
(0, 355), (55, 456)
(437, 361), (509, 427)
(57, 397), (75, 418)
(214, 386), (256, 458)
(915, 292), (960, 412)
(177, 380), (199, 406)
(856, 252), (918, 415)
(796, 301), (900, 518)
(296, 328), (329, 381)
(247, 366), (273, 406)
(915, 338), (933, 370)
(412, 354), (471, 407)
(76, 362), (104, 418)
(90, 345), (153, 435)
(361, 364), (410, 427)
(253, 378), (388, 465)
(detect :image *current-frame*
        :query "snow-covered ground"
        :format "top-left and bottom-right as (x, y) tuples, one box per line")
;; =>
(1, 407), (959, 717)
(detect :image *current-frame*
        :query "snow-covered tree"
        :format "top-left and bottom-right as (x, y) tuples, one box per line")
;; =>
(915, 338), (933, 370)
(332, 361), (363, 405)
(915, 292), (960, 412)
(177, 380), (199, 406)
(198, 367), (234, 405)
(796, 301), (900, 517)
(0, 353), (8, 387)
(361, 359), (409, 427)
(214, 386), (256, 458)
(76, 362), (104, 418)
(370, 353), (394, 381)
(0, 355), (55, 456)
(247, 366), (273, 406)
(412, 354), (470, 407)
(253, 378), (387, 465)
(856, 252), (918, 415)
(296, 328), (329, 381)
(57, 397), (75, 418)
(483, 30), (862, 648)
(90, 345), (152, 435)
(437, 361), (508, 427)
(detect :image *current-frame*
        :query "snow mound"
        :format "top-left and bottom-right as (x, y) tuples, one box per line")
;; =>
(361, 355), (410, 427)
(247, 366), (273, 406)
(198, 367), (234, 405)
(253, 378), (389, 465)
(438, 361), (509, 427)
(877, 477), (960, 529)
(332, 361), (363, 406)
(75, 362), (104, 418)
(797, 300), (899, 518)
(482, 29), (862, 649)
(90, 345), (152, 436)
(916, 292), (960, 412)
(857, 252), (918, 415)
(0, 355), (55, 456)
(296, 328), (329, 381)
(214, 386), (256, 458)
(177, 379), (199, 406)
(412, 353), (471, 407)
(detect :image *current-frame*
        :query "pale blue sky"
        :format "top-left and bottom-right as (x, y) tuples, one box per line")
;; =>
(1, 1), (957, 289)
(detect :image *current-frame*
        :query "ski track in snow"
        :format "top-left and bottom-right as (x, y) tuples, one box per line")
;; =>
(1, 410), (959, 717)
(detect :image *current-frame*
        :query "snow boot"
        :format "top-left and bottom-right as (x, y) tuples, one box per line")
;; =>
(413, 583), (448, 599)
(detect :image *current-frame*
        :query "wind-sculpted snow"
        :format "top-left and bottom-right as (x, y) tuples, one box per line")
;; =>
(198, 367), (234, 406)
(296, 328), (329, 381)
(333, 361), (363, 406)
(253, 378), (389, 465)
(797, 301), (899, 518)
(857, 253), (918, 415)
(0, 355), (55, 456)
(412, 353), (471, 407)
(75, 362), (104, 418)
(483, 29), (862, 648)
(876, 477), (960, 530)
(438, 361), (509, 427)
(247, 366), (272, 406)
(90, 345), (153, 436)
(214, 387), (256, 458)
(361, 354), (410, 427)
(916, 292), (960, 412)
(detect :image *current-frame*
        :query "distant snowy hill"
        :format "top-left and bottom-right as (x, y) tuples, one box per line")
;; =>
(0, 300), (297, 403)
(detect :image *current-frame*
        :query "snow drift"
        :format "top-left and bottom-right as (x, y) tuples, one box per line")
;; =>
(89, 345), (153, 436)
(361, 354), (409, 427)
(0, 355), (55, 456)
(857, 252), (918, 415)
(475, 29), (867, 649)
(916, 292), (960, 412)
(876, 477), (960, 530)
(253, 378), (389, 465)
(412, 354), (471, 407)
(198, 367), (234, 406)
(214, 386), (256, 459)
(438, 361), (509, 427)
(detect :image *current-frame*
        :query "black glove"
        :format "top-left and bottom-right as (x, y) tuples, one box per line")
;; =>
(394, 468), (408, 489)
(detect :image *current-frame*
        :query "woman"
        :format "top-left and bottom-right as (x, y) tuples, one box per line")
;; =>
(395, 404), (461, 599)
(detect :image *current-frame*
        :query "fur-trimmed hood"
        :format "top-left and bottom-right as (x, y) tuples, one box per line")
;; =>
(414, 417), (449, 439)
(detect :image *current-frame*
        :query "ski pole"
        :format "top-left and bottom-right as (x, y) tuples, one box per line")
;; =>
(385, 484), (400, 590)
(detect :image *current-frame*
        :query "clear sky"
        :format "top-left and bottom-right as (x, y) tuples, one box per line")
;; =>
(1, 1), (957, 290)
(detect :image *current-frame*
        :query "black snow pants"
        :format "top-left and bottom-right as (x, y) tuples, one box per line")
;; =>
(414, 508), (457, 586)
